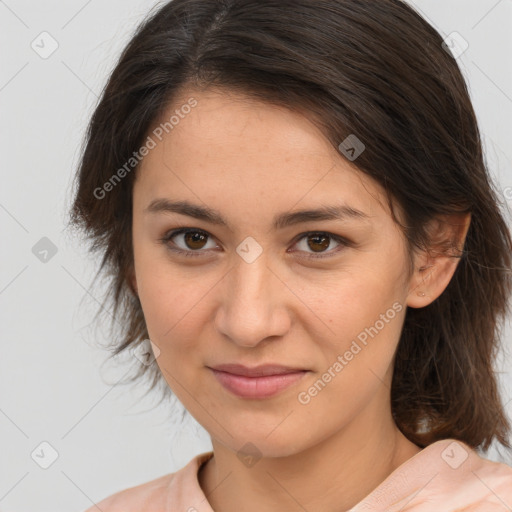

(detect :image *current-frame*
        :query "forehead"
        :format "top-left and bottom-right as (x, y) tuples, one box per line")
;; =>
(135, 87), (391, 222)
(148, 87), (339, 166)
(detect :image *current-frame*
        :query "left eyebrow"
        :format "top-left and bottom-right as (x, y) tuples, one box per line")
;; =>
(273, 204), (371, 229)
(143, 198), (371, 230)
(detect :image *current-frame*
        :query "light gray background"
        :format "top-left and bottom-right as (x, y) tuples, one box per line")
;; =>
(1, 1), (512, 510)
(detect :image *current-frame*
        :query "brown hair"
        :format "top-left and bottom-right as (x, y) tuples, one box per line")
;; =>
(68, 0), (512, 452)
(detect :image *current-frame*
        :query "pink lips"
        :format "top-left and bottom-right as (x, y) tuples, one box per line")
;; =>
(209, 364), (308, 399)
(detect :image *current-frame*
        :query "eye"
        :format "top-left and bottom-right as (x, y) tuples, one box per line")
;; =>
(291, 231), (348, 259)
(159, 228), (218, 257)
(159, 228), (350, 259)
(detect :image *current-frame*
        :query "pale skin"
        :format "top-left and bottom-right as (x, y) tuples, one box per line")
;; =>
(130, 86), (471, 511)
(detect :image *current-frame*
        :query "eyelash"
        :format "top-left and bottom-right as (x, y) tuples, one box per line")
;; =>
(158, 228), (351, 260)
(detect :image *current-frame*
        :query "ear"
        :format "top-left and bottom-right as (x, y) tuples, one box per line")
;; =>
(406, 212), (471, 308)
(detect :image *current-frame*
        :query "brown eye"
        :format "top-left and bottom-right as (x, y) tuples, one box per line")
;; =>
(183, 231), (208, 250)
(306, 233), (330, 252)
(293, 231), (347, 259)
(161, 228), (217, 257)
(160, 228), (349, 260)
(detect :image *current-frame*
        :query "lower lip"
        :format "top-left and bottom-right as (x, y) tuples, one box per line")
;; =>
(210, 369), (308, 399)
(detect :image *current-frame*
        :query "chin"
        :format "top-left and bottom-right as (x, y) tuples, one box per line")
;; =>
(212, 422), (311, 460)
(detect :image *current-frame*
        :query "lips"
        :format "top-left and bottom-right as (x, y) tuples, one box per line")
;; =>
(210, 363), (306, 377)
(208, 363), (309, 399)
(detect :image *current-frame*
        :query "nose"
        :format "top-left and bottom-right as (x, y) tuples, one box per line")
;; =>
(214, 252), (291, 348)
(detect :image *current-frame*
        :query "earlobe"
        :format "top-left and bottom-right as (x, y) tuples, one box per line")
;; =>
(406, 212), (471, 309)
(406, 262), (438, 308)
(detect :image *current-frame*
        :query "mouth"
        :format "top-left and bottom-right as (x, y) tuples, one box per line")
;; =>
(207, 364), (309, 399)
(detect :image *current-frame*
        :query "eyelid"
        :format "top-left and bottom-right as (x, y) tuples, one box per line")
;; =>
(159, 227), (351, 259)
(288, 231), (350, 259)
(159, 227), (218, 257)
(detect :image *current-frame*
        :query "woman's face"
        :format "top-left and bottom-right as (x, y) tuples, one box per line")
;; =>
(131, 87), (417, 457)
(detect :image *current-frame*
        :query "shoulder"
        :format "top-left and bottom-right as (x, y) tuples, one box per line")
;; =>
(82, 451), (213, 512)
(354, 439), (512, 511)
(470, 450), (512, 495)
(83, 472), (175, 512)
(443, 454), (512, 511)
(419, 440), (512, 508)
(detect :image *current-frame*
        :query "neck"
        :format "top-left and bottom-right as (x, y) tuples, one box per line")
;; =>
(198, 395), (422, 512)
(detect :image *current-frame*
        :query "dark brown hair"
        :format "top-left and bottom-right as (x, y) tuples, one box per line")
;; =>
(68, 0), (512, 452)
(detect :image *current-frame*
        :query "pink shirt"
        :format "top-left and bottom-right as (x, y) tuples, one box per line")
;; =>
(85, 438), (512, 511)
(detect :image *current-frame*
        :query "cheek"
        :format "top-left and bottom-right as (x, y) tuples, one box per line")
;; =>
(304, 268), (406, 397)
(307, 265), (405, 339)
(134, 244), (190, 327)
(295, 283), (405, 430)
(134, 262), (215, 365)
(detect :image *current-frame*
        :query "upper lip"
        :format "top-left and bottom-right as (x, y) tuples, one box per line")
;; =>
(209, 364), (307, 377)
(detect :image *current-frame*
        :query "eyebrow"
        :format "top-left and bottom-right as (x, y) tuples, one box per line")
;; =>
(144, 198), (371, 230)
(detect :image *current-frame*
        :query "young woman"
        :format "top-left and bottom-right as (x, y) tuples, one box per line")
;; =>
(70, 0), (512, 510)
